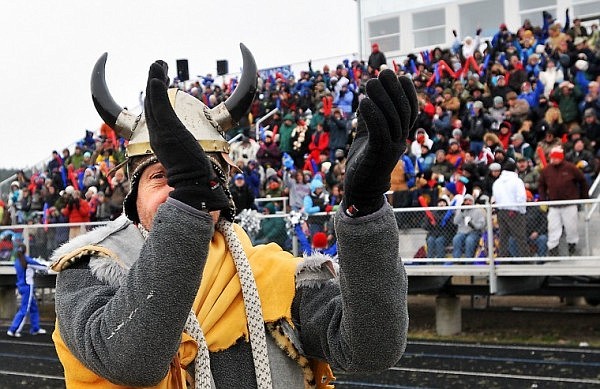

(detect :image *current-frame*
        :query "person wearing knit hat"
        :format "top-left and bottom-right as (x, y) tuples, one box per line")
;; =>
(304, 176), (329, 236)
(488, 96), (506, 123)
(549, 146), (564, 161)
(508, 130), (534, 162)
(538, 145), (589, 256)
(452, 192), (486, 259)
(51, 51), (414, 388)
(293, 222), (338, 258)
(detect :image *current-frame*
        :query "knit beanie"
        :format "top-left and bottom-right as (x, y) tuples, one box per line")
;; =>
(549, 146), (564, 160)
(312, 232), (328, 249)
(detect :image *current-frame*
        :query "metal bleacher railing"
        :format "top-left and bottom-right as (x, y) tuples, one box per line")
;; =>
(2, 192), (600, 298)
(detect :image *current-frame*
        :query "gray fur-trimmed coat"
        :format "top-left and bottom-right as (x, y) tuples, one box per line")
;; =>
(52, 197), (408, 388)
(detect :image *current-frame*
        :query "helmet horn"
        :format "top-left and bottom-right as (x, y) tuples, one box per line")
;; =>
(91, 53), (136, 139)
(211, 43), (258, 131)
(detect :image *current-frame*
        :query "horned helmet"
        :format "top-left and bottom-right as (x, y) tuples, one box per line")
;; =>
(91, 43), (257, 222)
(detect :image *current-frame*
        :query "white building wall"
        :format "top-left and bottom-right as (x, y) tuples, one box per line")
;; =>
(358, 0), (600, 61)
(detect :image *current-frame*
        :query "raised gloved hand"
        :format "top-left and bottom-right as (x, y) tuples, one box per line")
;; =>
(144, 61), (229, 213)
(343, 69), (417, 217)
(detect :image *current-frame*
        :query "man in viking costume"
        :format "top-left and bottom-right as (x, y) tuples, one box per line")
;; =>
(50, 44), (416, 389)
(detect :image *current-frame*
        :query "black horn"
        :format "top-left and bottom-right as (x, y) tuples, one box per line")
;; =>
(223, 43), (258, 122)
(91, 53), (134, 139)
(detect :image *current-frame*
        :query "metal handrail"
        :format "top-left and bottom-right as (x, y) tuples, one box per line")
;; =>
(254, 108), (279, 142)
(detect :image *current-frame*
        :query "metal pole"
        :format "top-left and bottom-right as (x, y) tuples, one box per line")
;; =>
(228, 133), (243, 144)
(255, 108), (279, 142)
(356, 0), (363, 61)
(585, 204), (591, 256)
(486, 202), (497, 294)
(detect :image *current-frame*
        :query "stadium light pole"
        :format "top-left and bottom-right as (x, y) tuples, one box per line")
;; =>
(355, 0), (363, 61)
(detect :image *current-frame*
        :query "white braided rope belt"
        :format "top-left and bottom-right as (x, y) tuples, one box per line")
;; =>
(139, 219), (273, 389)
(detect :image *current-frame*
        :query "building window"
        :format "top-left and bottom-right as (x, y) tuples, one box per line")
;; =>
(412, 8), (445, 48)
(459, 0), (505, 38)
(368, 16), (400, 52)
(572, 0), (599, 18)
(519, 0), (557, 25)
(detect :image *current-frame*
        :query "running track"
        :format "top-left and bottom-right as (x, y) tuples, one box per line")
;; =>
(1, 324), (599, 388)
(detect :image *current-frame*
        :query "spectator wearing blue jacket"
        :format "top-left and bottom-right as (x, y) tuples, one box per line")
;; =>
(7, 244), (48, 337)
(303, 177), (330, 235)
(293, 71), (314, 98)
(333, 83), (355, 119)
(303, 177), (329, 215)
(518, 79), (544, 108)
(243, 160), (262, 199)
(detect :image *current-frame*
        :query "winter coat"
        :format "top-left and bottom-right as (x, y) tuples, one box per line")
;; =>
(256, 141), (282, 169)
(51, 202), (407, 389)
(552, 86), (584, 123)
(61, 199), (91, 223)
(229, 183), (256, 215)
(538, 160), (589, 201)
(325, 116), (349, 152)
(308, 130), (330, 162)
(453, 206), (486, 234)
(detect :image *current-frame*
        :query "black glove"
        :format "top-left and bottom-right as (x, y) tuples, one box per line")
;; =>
(144, 61), (229, 213)
(452, 29), (458, 38)
(476, 28), (482, 36)
(343, 69), (417, 216)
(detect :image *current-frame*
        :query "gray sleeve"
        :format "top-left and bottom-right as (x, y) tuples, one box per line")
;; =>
(453, 209), (463, 225)
(55, 200), (214, 386)
(293, 203), (408, 373)
(471, 209), (486, 230)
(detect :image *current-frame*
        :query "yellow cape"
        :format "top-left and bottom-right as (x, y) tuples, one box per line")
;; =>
(54, 225), (301, 388)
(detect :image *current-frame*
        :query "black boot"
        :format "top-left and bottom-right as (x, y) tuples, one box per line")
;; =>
(568, 243), (576, 256)
(549, 247), (559, 256)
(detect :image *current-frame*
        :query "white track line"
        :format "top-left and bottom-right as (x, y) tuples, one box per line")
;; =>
(0, 370), (64, 380)
(0, 339), (55, 347)
(390, 367), (600, 385)
(408, 340), (600, 354)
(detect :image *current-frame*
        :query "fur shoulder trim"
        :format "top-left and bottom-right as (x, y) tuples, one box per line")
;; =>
(49, 215), (132, 273)
(50, 244), (118, 272)
(50, 215), (130, 262)
(295, 252), (339, 289)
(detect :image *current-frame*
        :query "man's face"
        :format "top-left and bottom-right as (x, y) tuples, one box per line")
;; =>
(517, 160), (528, 171)
(234, 177), (245, 187)
(136, 163), (173, 230)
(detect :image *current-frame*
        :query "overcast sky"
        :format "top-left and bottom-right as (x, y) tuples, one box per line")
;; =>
(0, 0), (358, 169)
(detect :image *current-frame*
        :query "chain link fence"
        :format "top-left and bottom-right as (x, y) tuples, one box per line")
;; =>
(1, 198), (600, 263)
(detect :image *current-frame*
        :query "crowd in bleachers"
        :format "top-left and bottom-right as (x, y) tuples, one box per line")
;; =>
(1, 10), (599, 251)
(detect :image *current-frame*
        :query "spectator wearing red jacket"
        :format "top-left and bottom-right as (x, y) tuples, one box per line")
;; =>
(61, 189), (90, 239)
(308, 121), (330, 162)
